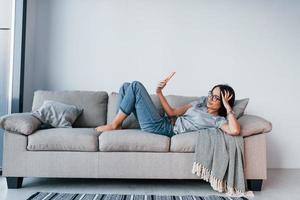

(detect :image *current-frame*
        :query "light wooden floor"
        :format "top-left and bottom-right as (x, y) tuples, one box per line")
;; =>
(0, 169), (299, 200)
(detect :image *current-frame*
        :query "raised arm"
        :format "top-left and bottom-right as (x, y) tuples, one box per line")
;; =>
(156, 79), (191, 117)
(220, 90), (241, 135)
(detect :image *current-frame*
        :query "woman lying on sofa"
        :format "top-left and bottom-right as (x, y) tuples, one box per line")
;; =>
(95, 79), (240, 137)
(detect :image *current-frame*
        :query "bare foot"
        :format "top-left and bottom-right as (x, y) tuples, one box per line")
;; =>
(95, 124), (122, 132)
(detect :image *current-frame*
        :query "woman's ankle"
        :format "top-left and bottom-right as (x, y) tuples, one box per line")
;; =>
(116, 124), (122, 130)
(111, 122), (121, 130)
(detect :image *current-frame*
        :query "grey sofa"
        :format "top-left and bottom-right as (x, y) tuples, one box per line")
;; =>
(1, 90), (272, 190)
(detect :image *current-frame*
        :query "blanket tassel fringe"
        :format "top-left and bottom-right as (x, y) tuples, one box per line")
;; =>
(192, 162), (254, 198)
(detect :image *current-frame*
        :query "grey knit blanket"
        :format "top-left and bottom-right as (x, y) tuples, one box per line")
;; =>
(191, 128), (253, 197)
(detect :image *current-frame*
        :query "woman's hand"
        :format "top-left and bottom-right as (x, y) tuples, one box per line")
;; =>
(221, 90), (233, 111)
(156, 79), (168, 94)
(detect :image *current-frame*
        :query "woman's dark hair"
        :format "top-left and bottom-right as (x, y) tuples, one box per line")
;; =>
(211, 84), (235, 117)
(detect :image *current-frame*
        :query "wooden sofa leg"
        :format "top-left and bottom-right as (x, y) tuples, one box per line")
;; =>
(247, 179), (263, 191)
(6, 177), (23, 189)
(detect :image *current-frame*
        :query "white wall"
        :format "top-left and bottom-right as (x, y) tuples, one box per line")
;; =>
(24, 0), (300, 168)
(0, 0), (12, 168)
(0, 0), (12, 27)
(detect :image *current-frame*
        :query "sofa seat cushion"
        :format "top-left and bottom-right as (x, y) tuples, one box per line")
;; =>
(170, 131), (199, 152)
(27, 128), (100, 151)
(99, 130), (170, 152)
(171, 128), (269, 153)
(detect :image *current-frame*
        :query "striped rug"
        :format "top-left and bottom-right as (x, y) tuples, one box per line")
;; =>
(26, 192), (248, 200)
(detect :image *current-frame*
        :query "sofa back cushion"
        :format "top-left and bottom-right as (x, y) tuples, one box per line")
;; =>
(99, 129), (170, 152)
(166, 95), (249, 118)
(32, 90), (108, 128)
(107, 92), (164, 129)
(165, 95), (200, 108)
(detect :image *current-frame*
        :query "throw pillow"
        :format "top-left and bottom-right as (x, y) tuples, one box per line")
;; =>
(0, 112), (42, 135)
(233, 98), (249, 118)
(238, 114), (272, 137)
(32, 100), (83, 128)
(202, 96), (249, 118)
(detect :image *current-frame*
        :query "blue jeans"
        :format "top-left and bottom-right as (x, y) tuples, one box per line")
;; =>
(116, 81), (174, 137)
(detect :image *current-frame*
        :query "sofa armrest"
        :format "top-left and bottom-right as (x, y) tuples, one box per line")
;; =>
(0, 112), (41, 135)
(238, 114), (272, 137)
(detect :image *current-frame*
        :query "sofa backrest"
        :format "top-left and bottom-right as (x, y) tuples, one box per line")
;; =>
(32, 90), (108, 128)
(165, 95), (201, 108)
(106, 92), (164, 129)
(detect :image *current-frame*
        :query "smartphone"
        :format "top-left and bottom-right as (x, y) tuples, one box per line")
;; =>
(165, 71), (176, 82)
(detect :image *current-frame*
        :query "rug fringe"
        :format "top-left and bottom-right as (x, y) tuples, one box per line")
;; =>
(191, 162), (254, 198)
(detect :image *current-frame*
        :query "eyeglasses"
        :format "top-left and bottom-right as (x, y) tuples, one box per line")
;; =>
(208, 91), (221, 102)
